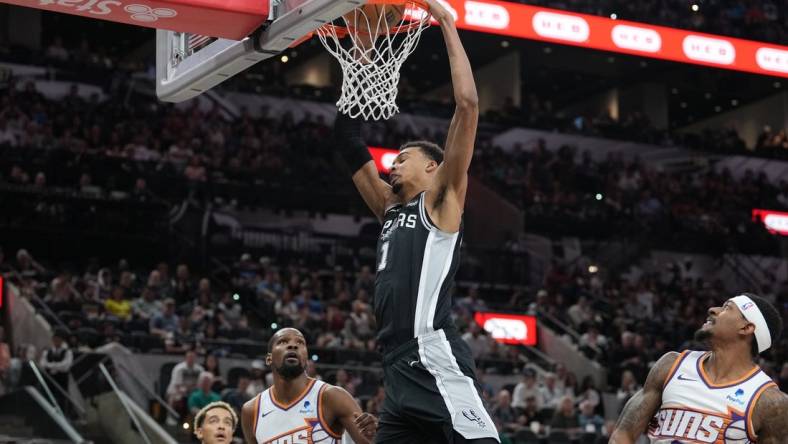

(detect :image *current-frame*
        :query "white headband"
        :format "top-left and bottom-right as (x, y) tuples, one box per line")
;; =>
(730, 295), (772, 353)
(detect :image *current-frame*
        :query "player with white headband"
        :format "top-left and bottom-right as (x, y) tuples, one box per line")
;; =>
(611, 292), (787, 444)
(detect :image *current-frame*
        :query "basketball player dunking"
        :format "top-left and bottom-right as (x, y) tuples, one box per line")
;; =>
(334, 1), (499, 443)
(240, 328), (378, 444)
(611, 293), (787, 443)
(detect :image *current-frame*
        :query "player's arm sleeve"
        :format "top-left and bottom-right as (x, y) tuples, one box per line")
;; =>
(323, 386), (374, 444)
(752, 388), (788, 444)
(609, 351), (679, 444)
(240, 397), (258, 444)
(334, 113), (392, 222)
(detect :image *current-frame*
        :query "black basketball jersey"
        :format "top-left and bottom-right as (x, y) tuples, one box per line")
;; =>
(374, 191), (463, 351)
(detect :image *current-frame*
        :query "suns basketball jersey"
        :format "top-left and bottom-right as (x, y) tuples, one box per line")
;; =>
(648, 350), (778, 444)
(252, 379), (341, 444)
(375, 191), (463, 351)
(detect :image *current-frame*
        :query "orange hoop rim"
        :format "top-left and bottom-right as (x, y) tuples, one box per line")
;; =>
(318, 0), (432, 39)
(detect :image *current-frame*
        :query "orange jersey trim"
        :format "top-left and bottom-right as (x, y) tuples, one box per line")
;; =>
(745, 382), (778, 441)
(697, 353), (760, 388)
(251, 393), (262, 438)
(664, 350), (691, 387)
(318, 384), (342, 439)
(270, 378), (317, 410)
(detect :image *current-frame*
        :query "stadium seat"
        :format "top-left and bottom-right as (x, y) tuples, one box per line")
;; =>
(158, 362), (177, 398)
(546, 430), (571, 444)
(512, 429), (540, 444)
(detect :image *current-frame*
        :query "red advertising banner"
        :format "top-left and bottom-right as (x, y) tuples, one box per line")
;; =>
(436, 0), (788, 78)
(369, 147), (398, 174)
(753, 208), (788, 236)
(474, 311), (537, 346)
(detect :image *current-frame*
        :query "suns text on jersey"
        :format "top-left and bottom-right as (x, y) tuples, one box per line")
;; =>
(263, 426), (311, 444)
(649, 408), (728, 442)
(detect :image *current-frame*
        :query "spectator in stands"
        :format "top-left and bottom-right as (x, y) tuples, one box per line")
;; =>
(45, 36), (69, 62)
(222, 372), (251, 413)
(150, 298), (180, 339)
(512, 368), (543, 410)
(132, 286), (163, 320)
(476, 368), (495, 401)
(518, 395), (545, 426)
(166, 350), (205, 412)
(461, 322), (492, 361)
(567, 297), (594, 328)
(353, 265), (375, 297)
(539, 372), (563, 410)
(174, 264), (193, 305)
(274, 288), (298, 325)
(576, 376), (601, 411)
(188, 372), (220, 415)
(0, 326), (11, 395)
(203, 353), (224, 392)
(39, 329), (73, 416)
(491, 389), (519, 433)
(550, 396), (580, 435)
(334, 369), (357, 396)
(217, 292), (243, 329)
(346, 299), (373, 342)
(245, 360), (266, 398)
(615, 370), (640, 403)
(577, 400), (605, 435)
(105, 287), (132, 321)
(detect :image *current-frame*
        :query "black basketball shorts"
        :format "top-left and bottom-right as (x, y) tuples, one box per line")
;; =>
(375, 329), (500, 444)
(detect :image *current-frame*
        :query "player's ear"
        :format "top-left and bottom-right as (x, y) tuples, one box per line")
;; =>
(194, 426), (203, 440)
(425, 160), (438, 173)
(265, 353), (272, 366)
(740, 321), (756, 338)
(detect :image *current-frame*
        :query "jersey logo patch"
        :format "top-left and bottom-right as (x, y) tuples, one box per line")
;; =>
(462, 409), (487, 429)
(677, 373), (698, 382)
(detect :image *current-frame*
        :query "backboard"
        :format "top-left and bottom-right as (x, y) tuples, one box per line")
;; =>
(156, 0), (364, 103)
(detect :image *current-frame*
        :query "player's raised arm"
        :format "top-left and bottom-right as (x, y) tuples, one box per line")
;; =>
(610, 352), (678, 444)
(426, 0), (478, 221)
(335, 113), (393, 222)
(240, 397), (258, 444)
(751, 387), (788, 444)
(323, 385), (377, 444)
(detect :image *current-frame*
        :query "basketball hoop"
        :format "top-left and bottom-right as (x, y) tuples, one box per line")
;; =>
(316, 0), (432, 121)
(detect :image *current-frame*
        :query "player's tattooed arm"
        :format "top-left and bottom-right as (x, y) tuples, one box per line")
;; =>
(240, 396), (258, 444)
(751, 387), (788, 444)
(610, 351), (679, 444)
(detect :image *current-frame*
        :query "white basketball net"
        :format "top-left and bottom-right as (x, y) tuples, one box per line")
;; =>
(316, 3), (431, 121)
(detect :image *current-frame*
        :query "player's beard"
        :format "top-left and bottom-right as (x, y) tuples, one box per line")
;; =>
(276, 360), (305, 380)
(694, 328), (712, 344)
(392, 182), (402, 194)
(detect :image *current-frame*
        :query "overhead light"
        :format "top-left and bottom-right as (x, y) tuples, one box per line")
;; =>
(280, 55), (289, 63)
(182, 423), (190, 430)
(610, 13), (618, 20)
(311, 354), (319, 361)
(595, 193), (603, 201)
(691, 4), (699, 12)
(233, 293), (240, 301)
(588, 265), (599, 274)
(501, 40), (510, 48)
(271, 323), (278, 329)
